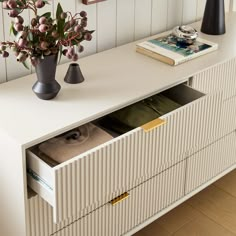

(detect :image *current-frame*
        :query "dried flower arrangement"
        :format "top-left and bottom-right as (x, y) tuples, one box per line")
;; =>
(0, 0), (94, 68)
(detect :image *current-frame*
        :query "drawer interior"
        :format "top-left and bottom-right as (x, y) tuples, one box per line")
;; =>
(26, 83), (206, 222)
(162, 83), (205, 105)
(27, 83), (205, 167)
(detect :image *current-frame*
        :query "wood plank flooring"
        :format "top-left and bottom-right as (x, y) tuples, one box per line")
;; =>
(134, 170), (236, 236)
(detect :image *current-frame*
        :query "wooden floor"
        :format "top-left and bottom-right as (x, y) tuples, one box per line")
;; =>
(134, 170), (236, 236)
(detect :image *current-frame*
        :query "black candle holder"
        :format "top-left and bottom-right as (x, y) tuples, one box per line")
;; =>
(201, 0), (226, 35)
(64, 63), (85, 84)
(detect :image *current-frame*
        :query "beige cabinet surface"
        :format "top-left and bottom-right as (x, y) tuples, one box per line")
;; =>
(26, 84), (222, 223)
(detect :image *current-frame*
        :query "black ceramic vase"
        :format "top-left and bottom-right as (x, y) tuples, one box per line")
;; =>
(201, 0), (225, 35)
(33, 54), (61, 100)
(64, 63), (85, 84)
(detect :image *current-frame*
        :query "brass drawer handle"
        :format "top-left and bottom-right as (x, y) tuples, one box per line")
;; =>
(110, 192), (129, 206)
(141, 118), (166, 132)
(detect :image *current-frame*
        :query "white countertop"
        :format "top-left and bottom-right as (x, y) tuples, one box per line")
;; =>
(1, 13), (236, 147)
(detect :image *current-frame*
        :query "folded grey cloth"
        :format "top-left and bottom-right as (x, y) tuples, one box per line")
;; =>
(39, 123), (113, 163)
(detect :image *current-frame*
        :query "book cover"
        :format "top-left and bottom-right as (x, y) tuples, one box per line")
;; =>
(136, 34), (218, 66)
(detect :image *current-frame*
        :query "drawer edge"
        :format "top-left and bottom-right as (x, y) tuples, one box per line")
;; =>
(27, 173), (54, 206)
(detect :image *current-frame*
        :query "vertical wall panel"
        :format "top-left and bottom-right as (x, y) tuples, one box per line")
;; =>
(196, 0), (206, 20)
(0, 8), (6, 83)
(1, 0), (229, 82)
(134, 0), (152, 40)
(117, 0), (135, 46)
(182, 0), (197, 24)
(167, 0), (183, 29)
(3, 9), (31, 80)
(151, 0), (168, 34)
(97, 0), (117, 52)
(225, 0), (230, 12)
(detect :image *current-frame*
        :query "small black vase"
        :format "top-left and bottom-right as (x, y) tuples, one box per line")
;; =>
(201, 0), (225, 35)
(33, 54), (61, 100)
(64, 63), (85, 84)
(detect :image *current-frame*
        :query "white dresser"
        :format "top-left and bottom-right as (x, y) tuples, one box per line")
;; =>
(1, 14), (236, 236)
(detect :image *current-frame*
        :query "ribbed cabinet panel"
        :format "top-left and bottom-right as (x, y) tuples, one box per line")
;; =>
(51, 162), (185, 236)
(221, 96), (236, 136)
(191, 58), (236, 100)
(28, 194), (99, 236)
(52, 91), (221, 222)
(185, 132), (236, 194)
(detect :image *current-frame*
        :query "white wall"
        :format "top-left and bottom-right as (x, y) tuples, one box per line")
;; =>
(0, 0), (232, 82)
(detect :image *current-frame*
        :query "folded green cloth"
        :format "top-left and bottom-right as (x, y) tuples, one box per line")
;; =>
(101, 94), (181, 134)
(145, 94), (182, 116)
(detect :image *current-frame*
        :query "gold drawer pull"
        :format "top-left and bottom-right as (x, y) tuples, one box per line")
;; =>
(141, 118), (166, 132)
(110, 192), (129, 206)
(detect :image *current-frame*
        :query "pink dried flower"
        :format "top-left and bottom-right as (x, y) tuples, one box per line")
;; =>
(7, 0), (17, 9)
(0, 45), (6, 51)
(2, 51), (9, 58)
(78, 45), (84, 53)
(40, 41), (49, 50)
(62, 49), (68, 55)
(8, 9), (19, 17)
(14, 23), (23, 32)
(66, 53), (72, 60)
(0, 2), (94, 67)
(67, 47), (75, 56)
(38, 24), (49, 33)
(69, 19), (76, 27)
(31, 18), (38, 27)
(51, 31), (59, 38)
(14, 50), (20, 56)
(18, 38), (27, 47)
(72, 53), (79, 61)
(60, 12), (67, 20)
(2, 1), (9, 9)
(80, 11), (87, 18)
(39, 16), (47, 24)
(15, 16), (24, 24)
(18, 31), (27, 39)
(17, 52), (28, 62)
(35, 0), (45, 8)
(74, 25), (82, 33)
(84, 32), (92, 41)
(80, 20), (87, 27)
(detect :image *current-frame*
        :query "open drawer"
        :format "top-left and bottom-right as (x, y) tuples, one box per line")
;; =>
(26, 84), (222, 223)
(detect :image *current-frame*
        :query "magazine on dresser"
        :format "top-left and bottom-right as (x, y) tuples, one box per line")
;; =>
(136, 34), (218, 66)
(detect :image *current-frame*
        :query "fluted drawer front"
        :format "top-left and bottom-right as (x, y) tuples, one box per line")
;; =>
(27, 84), (222, 223)
(27, 193), (95, 236)
(186, 132), (236, 194)
(51, 162), (185, 236)
(191, 57), (236, 100)
(221, 96), (236, 136)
